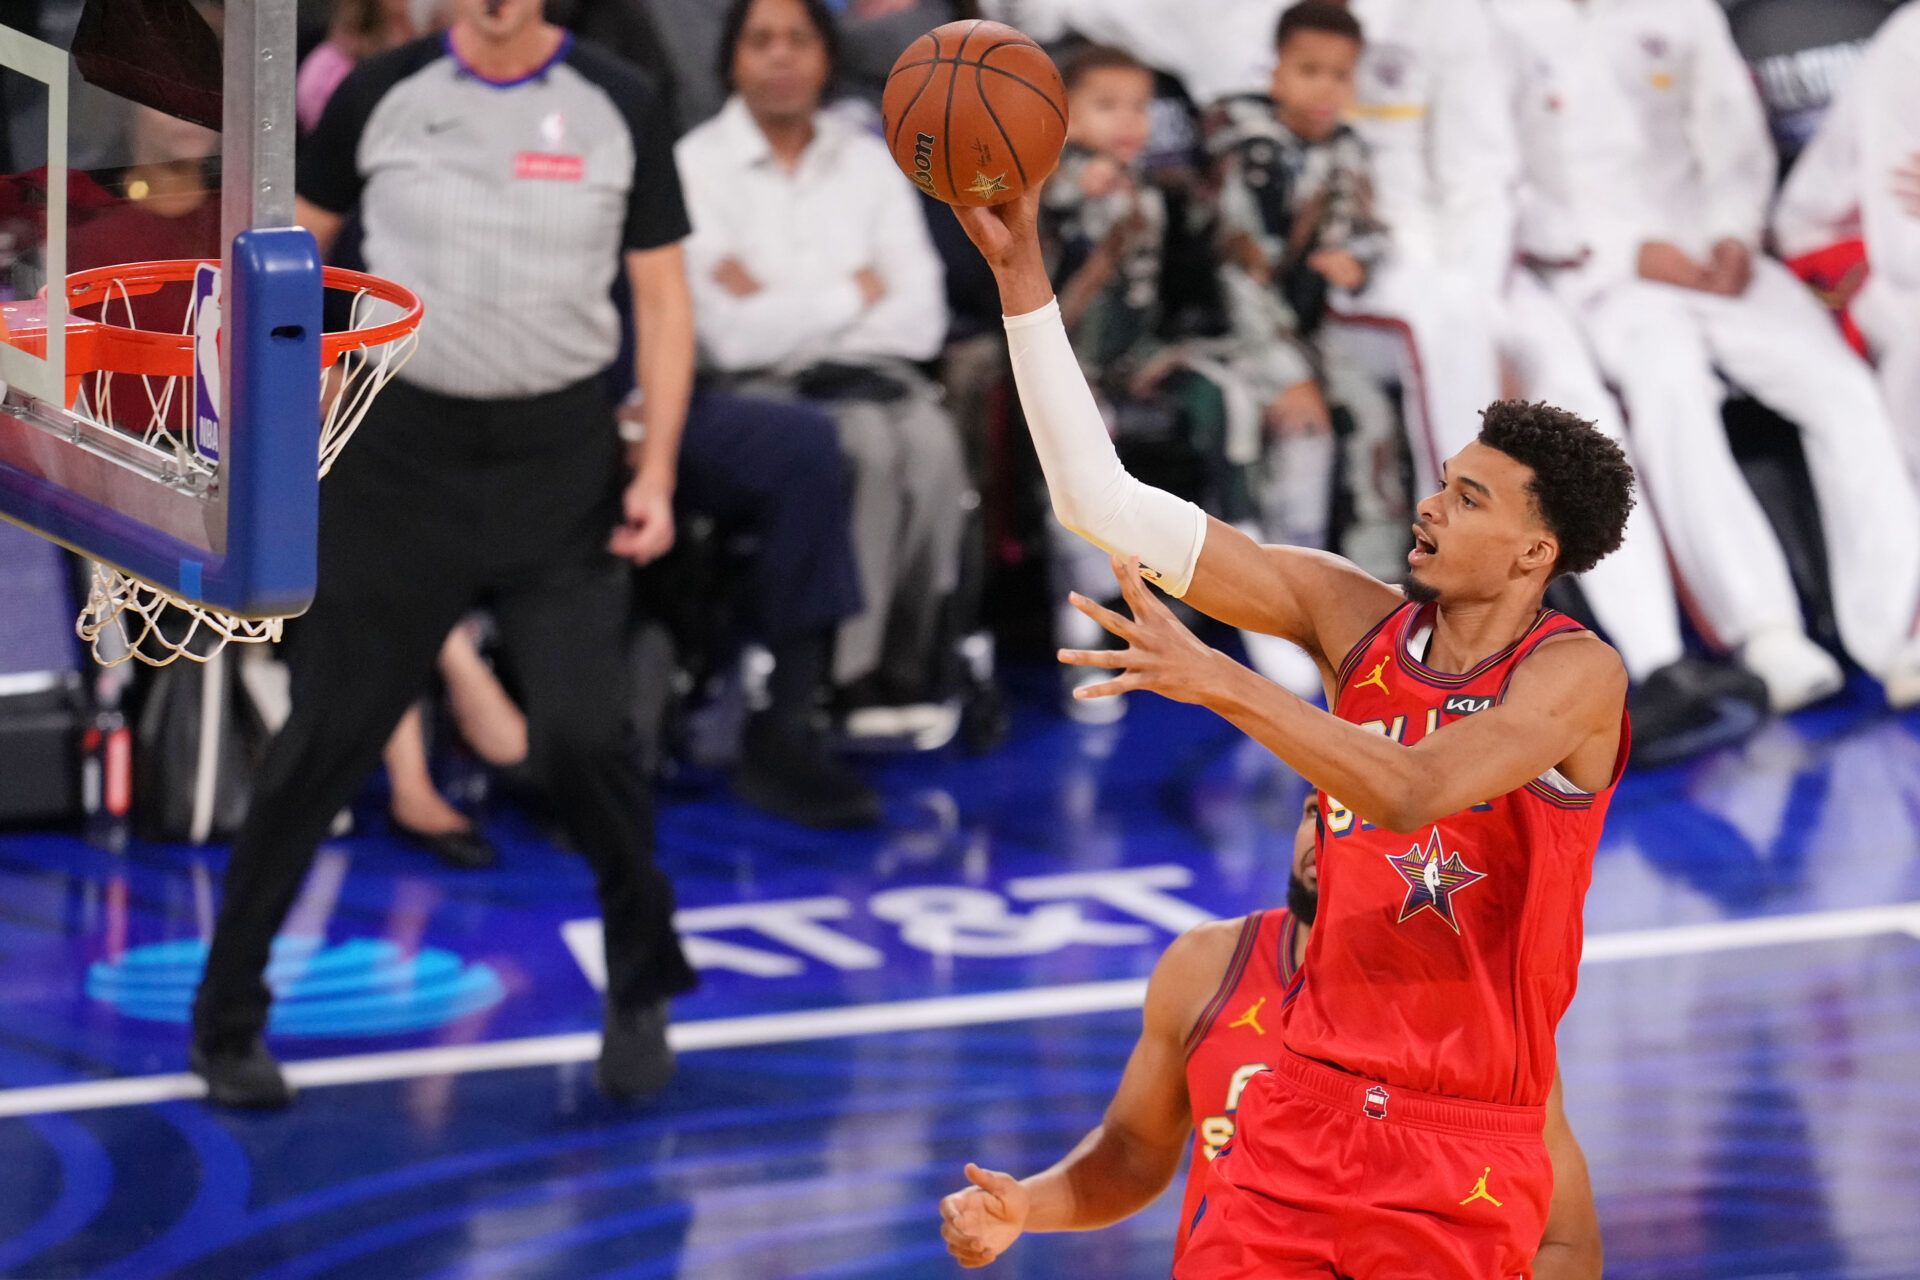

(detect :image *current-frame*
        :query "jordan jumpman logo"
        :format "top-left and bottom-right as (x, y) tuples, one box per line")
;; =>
(1356, 657), (1391, 696)
(1228, 997), (1267, 1036)
(1458, 1167), (1503, 1207)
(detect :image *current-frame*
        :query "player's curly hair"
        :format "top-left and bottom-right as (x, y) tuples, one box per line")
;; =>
(1476, 400), (1635, 579)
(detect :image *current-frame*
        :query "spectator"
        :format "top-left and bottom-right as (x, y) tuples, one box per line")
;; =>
(191, 0), (701, 1108)
(296, 0), (424, 133)
(1202, 8), (1402, 572)
(676, 0), (970, 744)
(1492, 0), (1920, 712)
(381, 621), (527, 869)
(1774, 7), (1920, 484)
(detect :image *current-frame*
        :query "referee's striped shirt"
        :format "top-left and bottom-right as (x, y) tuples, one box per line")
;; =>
(299, 32), (688, 399)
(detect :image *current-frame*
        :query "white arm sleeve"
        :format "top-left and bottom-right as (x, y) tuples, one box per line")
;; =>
(1003, 300), (1209, 598)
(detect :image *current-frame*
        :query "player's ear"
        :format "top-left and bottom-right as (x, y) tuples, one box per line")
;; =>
(1518, 532), (1558, 577)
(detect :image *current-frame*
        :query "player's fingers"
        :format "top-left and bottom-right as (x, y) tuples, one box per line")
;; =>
(1056, 647), (1130, 670)
(1111, 555), (1164, 620)
(1067, 591), (1135, 640)
(1072, 674), (1137, 701)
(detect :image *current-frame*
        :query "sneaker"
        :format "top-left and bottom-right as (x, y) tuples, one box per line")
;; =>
(595, 999), (675, 1101)
(735, 715), (882, 828)
(190, 1037), (295, 1109)
(1628, 657), (1766, 768)
(1885, 636), (1920, 710)
(1739, 627), (1844, 713)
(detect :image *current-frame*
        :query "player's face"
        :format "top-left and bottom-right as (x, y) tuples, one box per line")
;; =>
(454, 0), (541, 42)
(1270, 30), (1359, 141)
(1288, 796), (1320, 923)
(732, 0), (832, 124)
(1407, 443), (1559, 605)
(1066, 66), (1155, 165)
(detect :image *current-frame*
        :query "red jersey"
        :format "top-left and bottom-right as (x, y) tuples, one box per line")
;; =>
(1174, 908), (1303, 1260)
(1284, 601), (1626, 1107)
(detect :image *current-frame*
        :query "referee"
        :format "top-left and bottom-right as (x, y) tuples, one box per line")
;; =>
(190, 0), (699, 1106)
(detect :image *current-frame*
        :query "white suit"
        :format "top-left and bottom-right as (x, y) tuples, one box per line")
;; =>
(1493, 0), (1920, 687)
(1774, 8), (1920, 481)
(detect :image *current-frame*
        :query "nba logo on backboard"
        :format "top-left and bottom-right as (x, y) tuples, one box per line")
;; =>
(193, 264), (222, 462)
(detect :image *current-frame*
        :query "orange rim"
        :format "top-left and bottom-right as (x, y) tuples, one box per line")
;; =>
(46, 258), (422, 374)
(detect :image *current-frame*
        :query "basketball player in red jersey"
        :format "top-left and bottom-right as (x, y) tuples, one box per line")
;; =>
(937, 799), (1601, 1278)
(951, 178), (1634, 1277)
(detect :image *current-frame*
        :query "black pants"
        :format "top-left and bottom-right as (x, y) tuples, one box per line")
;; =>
(193, 375), (697, 1050)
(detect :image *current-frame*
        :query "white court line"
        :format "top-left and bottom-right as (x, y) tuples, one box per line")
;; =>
(2, 901), (1918, 1121)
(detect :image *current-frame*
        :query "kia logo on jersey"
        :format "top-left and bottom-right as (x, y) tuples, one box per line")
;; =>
(1444, 695), (1493, 717)
(515, 152), (584, 181)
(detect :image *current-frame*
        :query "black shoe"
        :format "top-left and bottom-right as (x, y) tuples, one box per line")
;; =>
(734, 716), (882, 829)
(595, 999), (675, 1101)
(390, 813), (498, 869)
(1629, 657), (1766, 768)
(190, 1037), (295, 1109)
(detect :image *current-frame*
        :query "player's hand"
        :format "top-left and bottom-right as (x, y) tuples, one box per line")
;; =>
(610, 472), (675, 565)
(1059, 555), (1231, 707)
(939, 1163), (1030, 1267)
(1705, 238), (1753, 297)
(1308, 249), (1367, 292)
(952, 186), (1048, 273)
(711, 256), (762, 298)
(1266, 379), (1332, 436)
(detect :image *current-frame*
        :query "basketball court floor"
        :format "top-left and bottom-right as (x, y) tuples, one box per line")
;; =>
(0, 671), (1916, 1279)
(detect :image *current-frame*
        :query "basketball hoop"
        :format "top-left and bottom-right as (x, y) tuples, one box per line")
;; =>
(0, 258), (422, 666)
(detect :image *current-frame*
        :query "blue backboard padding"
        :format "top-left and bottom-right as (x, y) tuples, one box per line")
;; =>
(0, 227), (323, 616)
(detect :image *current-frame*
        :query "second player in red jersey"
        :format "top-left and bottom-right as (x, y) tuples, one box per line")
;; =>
(938, 800), (1602, 1278)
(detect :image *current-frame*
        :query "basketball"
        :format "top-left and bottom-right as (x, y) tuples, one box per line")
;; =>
(882, 20), (1068, 207)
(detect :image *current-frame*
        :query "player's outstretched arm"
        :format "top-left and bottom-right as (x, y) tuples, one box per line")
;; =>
(1536, 1072), (1603, 1280)
(950, 194), (1400, 670)
(1064, 558), (1627, 830)
(938, 922), (1231, 1267)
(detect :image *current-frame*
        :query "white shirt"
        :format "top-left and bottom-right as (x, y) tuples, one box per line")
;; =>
(985, 0), (1517, 290)
(674, 97), (948, 374)
(1855, 4), (1920, 295)
(1771, 74), (1862, 260)
(1492, 0), (1776, 293)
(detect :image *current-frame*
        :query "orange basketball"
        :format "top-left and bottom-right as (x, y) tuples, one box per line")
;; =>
(881, 20), (1068, 207)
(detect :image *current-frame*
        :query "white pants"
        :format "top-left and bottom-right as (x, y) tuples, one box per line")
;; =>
(1853, 276), (1920, 482)
(1500, 272), (1687, 680)
(1328, 257), (1503, 499)
(1572, 258), (1920, 676)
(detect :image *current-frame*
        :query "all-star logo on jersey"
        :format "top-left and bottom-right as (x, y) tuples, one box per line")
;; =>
(1385, 828), (1487, 934)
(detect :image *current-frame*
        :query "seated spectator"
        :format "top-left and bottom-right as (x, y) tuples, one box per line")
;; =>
(382, 620), (527, 869)
(1492, 0), (1920, 713)
(297, 0), (423, 134)
(1773, 8), (1920, 486)
(1203, 7), (1403, 565)
(675, 0), (971, 745)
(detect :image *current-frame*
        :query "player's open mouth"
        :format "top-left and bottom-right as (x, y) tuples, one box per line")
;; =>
(1408, 526), (1438, 566)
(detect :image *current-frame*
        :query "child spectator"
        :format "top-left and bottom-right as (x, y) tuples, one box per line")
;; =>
(1203, 3), (1405, 581)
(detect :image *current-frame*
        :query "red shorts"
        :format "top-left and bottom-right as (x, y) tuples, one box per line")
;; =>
(1176, 1051), (1552, 1279)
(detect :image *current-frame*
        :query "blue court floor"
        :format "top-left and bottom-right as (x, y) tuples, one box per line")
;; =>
(2, 675), (1918, 1278)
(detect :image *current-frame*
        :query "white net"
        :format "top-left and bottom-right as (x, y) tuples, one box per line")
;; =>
(74, 269), (421, 667)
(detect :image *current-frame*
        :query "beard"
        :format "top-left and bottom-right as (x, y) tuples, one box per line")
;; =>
(1286, 870), (1318, 925)
(1402, 571), (1441, 606)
